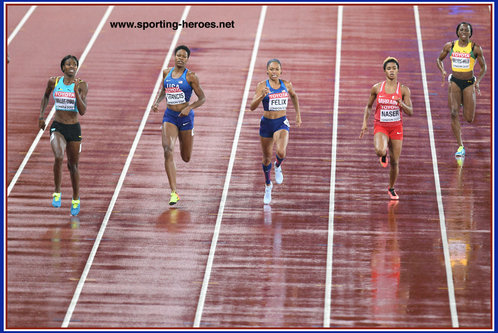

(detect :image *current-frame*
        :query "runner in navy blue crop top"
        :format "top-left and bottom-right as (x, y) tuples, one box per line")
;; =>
(39, 55), (88, 216)
(152, 45), (206, 205)
(250, 59), (301, 205)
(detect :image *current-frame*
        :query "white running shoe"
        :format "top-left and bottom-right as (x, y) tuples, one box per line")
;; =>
(274, 162), (283, 184)
(264, 182), (273, 205)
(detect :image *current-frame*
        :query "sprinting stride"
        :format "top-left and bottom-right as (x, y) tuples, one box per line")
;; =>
(360, 57), (413, 200)
(250, 59), (301, 205)
(436, 21), (487, 158)
(152, 45), (206, 205)
(39, 55), (88, 216)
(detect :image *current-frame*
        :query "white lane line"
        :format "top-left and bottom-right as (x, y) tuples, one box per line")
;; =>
(7, 5), (36, 45)
(323, 5), (342, 328)
(61, 6), (191, 328)
(193, 5), (267, 328)
(7, 6), (114, 197)
(413, 5), (459, 328)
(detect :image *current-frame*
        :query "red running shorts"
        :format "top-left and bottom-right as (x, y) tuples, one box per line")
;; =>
(374, 123), (403, 140)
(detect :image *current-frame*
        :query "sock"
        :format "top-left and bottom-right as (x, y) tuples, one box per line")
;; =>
(381, 154), (387, 163)
(262, 163), (272, 185)
(275, 154), (284, 168)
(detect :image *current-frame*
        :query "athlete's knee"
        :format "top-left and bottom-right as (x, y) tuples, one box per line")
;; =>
(276, 149), (286, 160)
(163, 145), (174, 159)
(375, 147), (387, 157)
(67, 162), (78, 174)
(54, 154), (64, 165)
(180, 152), (191, 163)
(463, 110), (475, 123)
(390, 159), (399, 168)
(450, 107), (460, 119)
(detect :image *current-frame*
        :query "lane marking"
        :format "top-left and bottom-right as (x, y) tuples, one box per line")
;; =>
(61, 6), (191, 327)
(323, 5), (342, 328)
(7, 6), (114, 197)
(413, 5), (459, 328)
(193, 5), (267, 328)
(7, 5), (37, 45)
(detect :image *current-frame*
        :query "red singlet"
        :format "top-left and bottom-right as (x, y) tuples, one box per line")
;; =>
(374, 81), (403, 140)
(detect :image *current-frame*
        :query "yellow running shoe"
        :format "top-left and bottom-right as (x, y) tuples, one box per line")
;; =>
(71, 198), (80, 216)
(455, 146), (465, 157)
(52, 192), (61, 208)
(169, 192), (180, 205)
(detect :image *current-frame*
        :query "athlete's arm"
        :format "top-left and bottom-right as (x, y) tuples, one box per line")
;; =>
(399, 85), (413, 116)
(249, 81), (269, 111)
(285, 80), (301, 127)
(73, 79), (88, 116)
(152, 68), (169, 112)
(181, 71), (206, 115)
(359, 84), (378, 139)
(436, 42), (452, 86)
(39, 77), (56, 130)
(474, 44), (487, 95)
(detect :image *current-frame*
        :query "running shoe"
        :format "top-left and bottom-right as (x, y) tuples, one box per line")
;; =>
(274, 162), (283, 184)
(379, 155), (388, 168)
(169, 191), (180, 206)
(264, 182), (273, 205)
(52, 192), (61, 208)
(388, 188), (399, 200)
(71, 198), (80, 216)
(456, 156), (465, 167)
(455, 146), (465, 157)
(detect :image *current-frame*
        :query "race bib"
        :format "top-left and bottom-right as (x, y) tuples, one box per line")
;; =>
(452, 52), (471, 70)
(165, 86), (186, 105)
(268, 92), (288, 111)
(54, 91), (76, 111)
(380, 107), (401, 122)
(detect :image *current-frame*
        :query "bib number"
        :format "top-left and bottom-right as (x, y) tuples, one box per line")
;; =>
(165, 87), (186, 105)
(452, 53), (471, 70)
(268, 92), (288, 111)
(54, 92), (76, 111)
(380, 107), (401, 122)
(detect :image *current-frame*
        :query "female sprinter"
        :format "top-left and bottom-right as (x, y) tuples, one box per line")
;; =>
(39, 55), (88, 216)
(152, 45), (206, 205)
(436, 21), (487, 157)
(359, 57), (413, 200)
(250, 59), (301, 205)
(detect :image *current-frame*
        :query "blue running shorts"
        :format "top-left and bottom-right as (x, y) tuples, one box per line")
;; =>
(259, 116), (290, 138)
(163, 107), (194, 131)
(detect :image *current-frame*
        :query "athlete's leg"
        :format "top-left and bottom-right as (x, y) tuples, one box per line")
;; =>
(260, 136), (274, 184)
(178, 129), (194, 163)
(162, 122), (179, 193)
(273, 129), (289, 164)
(388, 139), (402, 189)
(66, 141), (81, 200)
(50, 131), (66, 193)
(448, 82), (464, 146)
(374, 132), (389, 158)
(462, 84), (476, 123)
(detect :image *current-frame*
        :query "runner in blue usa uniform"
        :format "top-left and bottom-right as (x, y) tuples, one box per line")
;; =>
(250, 59), (302, 205)
(152, 45), (206, 205)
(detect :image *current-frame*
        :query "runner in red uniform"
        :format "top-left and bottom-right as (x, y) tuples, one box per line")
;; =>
(360, 57), (413, 200)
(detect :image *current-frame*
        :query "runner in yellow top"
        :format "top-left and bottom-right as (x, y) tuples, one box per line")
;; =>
(437, 22), (487, 158)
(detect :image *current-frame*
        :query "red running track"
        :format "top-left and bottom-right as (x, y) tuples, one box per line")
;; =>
(5, 3), (493, 329)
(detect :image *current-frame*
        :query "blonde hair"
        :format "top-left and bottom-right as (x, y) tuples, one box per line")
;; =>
(383, 57), (399, 70)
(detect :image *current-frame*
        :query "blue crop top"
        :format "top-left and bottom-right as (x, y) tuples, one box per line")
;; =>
(163, 68), (193, 105)
(53, 77), (78, 112)
(262, 79), (289, 111)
